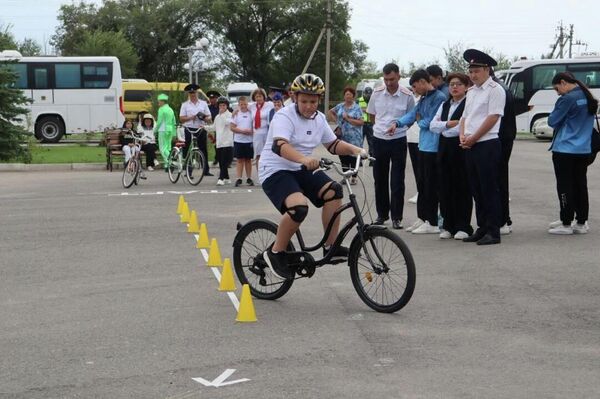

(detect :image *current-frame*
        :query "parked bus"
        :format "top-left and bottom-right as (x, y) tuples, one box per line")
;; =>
(0, 50), (124, 142)
(227, 82), (258, 110)
(503, 56), (600, 134)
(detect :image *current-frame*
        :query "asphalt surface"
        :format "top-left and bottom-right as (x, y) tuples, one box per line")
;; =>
(1, 140), (599, 398)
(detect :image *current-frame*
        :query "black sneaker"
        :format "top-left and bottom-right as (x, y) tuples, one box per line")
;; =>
(246, 178), (254, 186)
(324, 245), (350, 260)
(263, 249), (294, 280)
(235, 178), (242, 187)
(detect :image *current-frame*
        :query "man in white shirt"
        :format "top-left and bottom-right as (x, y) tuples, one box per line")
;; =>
(366, 63), (415, 229)
(459, 49), (506, 245)
(179, 83), (213, 176)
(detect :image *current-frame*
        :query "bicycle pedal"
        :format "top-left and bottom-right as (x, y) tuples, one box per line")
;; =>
(139, 175), (147, 180)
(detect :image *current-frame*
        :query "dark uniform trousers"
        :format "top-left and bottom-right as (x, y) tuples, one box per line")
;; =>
(407, 142), (420, 191)
(372, 136), (407, 221)
(465, 138), (502, 238)
(183, 127), (210, 174)
(552, 152), (589, 225)
(363, 123), (374, 157)
(416, 151), (439, 226)
(499, 137), (514, 226)
(437, 136), (473, 235)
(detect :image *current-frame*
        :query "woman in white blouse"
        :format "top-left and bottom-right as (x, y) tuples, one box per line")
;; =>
(249, 88), (274, 170)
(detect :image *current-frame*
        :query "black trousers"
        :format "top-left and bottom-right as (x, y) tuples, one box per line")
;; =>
(218, 146), (233, 180)
(339, 155), (358, 177)
(499, 137), (514, 226)
(465, 139), (502, 238)
(372, 136), (407, 221)
(437, 136), (473, 235)
(140, 143), (157, 168)
(184, 127), (210, 174)
(363, 123), (374, 157)
(552, 152), (589, 225)
(408, 142), (420, 192)
(416, 151), (439, 226)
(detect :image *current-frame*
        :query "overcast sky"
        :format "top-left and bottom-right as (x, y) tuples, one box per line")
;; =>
(1, 0), (599, 70)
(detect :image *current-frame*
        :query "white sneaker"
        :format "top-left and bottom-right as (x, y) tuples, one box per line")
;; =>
(499, 224), (512, 235)
(216, 179), (225, 186)
(412, 221), (440, 234)
(548, 220), (564, 229)
(406, 219), (424, 232)
(408, 193), (418, 204)
(224, 179), (231, 184)
(439, 230), (452, 239)
(548, 225), (573, 235)
(573, 223), (589, 234)
(153, 159), (160, 167)
(147, 166), (154, 171)
(454, 231), (469, 240)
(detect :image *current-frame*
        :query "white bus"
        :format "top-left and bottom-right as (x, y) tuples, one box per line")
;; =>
(226, 82), (258, 110)
(503, 56), (600, 134)
(0, 50), (124, 142)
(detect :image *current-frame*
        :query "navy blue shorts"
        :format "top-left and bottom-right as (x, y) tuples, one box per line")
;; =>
(234, 142), (254, 159)
(262, 169), (334, 213)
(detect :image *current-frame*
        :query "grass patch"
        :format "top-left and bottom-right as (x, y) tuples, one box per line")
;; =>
(29, 145), (106, 164)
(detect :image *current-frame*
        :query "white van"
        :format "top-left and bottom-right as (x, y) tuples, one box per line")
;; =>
(227, 82), (258, 109)
(0, 50), (124, 142)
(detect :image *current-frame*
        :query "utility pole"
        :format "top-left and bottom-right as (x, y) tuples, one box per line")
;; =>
(558, 22), (565, 58)
(324, 0), (332, 113)
(568, 24), (574, 58)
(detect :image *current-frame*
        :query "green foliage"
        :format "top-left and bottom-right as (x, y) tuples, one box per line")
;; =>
(0, 62), (31, 162)
(69, 30), (139, 78)
(444, 41), (517, 74)
(0, 24), (41, 56)
(18, 38), (41, 56)
(149, 84), (187, 122)
(0, 25), (18, 51)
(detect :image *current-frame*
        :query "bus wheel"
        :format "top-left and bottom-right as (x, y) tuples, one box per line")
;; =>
(36, 116), (65, 143)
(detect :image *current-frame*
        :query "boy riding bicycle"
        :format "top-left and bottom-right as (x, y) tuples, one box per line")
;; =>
(259, 73), (368, 280)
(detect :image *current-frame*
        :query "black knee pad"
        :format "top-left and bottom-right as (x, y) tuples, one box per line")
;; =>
(321, 181), (343, 203)
(285, 204), (309, 223)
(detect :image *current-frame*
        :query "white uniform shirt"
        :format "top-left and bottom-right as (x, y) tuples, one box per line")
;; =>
(214, 111), (233, 148)
(366, 85), (415, 140)
(430, 98), (465, 138)
(180, 99), (211, 129)
(231, 110), (254, 143)
(258, 105), (337, 183)
(248, 101), (274, 136)
(462, 77), (506, 142)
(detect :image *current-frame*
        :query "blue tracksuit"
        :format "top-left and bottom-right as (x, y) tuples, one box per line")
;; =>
(548, 87), (594, 154)
(396, 89), (447, 152)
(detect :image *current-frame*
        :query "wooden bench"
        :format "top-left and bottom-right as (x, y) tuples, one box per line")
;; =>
(105, 129), (125, 171)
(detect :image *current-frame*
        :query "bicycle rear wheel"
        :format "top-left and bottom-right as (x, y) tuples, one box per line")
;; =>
(122, 159), (139, 188)
(185, 149), (205, 186)
(348, 228), (415, 313)
(167, 148), (181, 184)
(233, 219), (294, 300)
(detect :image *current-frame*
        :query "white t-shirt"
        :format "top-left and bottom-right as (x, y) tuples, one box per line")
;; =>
(231, 110), (253, 143)
(180, 99), (211, 129)
(462, 77), (506, 142)
(258, 105), (337, 183)
(366, 85), (415, 140)
(249, 101), (274, 136)
(214, 111), (233, 148)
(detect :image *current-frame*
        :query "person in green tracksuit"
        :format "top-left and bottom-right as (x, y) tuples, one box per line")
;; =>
(154, 93), (177, 166)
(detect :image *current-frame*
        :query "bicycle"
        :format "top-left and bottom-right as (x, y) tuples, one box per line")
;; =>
(166, 126), (206, 186)
(232, 155), (416, 313)
(121, 130), (147, 188)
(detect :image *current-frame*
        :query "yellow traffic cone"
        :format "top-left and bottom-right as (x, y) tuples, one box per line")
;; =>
(236, 284), (257, 322)
(207, 238), (223, 267)
(196, 223), (210, 249)
(176, 195), (185, 214)
(180, 201), (190, 223)
(187, 210), (200, 233)
(218, 258), (237, 292)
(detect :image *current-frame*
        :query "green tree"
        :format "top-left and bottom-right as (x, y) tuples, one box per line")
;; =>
(18, 38), (42, 56)
(0, 24), (18, 51)
(444, 41), (518, 74)
(71, 30), (139, 77)
(0, 63), (31, 162)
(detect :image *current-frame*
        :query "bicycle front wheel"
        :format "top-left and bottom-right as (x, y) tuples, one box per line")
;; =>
(185, 149), (205, 186)
(122, 159), (139, 188)
(348, 228), (416, 313)
(233, 219), (294, 300)
(167, 148), (181, 184)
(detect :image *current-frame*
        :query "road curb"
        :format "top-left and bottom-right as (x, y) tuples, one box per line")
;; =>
(0, 162), (222, 172)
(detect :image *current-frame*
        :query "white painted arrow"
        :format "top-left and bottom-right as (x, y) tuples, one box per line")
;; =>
(192, 369), (250, 388)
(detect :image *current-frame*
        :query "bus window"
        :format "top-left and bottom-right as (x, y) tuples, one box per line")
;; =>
(55, 64), (81, 89)
(508, 72), (529, 116)
(33, 66), (50, 89)
(124, 89), (152, 102)
(532, 65), (566, 90)
(3, 63), (28, 89)
(82, 63), (112, 88)
(567, 63), (600, 88)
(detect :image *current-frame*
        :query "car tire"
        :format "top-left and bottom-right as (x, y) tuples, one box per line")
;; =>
(35, 116), (65, 143)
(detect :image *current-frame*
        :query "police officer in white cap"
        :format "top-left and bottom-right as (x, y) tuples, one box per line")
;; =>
(459, 49), (506, 245)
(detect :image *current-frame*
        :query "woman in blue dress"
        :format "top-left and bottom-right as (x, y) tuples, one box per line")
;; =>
(328, 86), (364, 184)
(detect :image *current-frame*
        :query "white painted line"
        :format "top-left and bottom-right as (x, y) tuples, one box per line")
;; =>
(195, 234), (240, 311)
(192, 368), (250, 388)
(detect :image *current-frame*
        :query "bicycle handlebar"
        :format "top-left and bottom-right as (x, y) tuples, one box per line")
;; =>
(316, 153), (375, 177)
